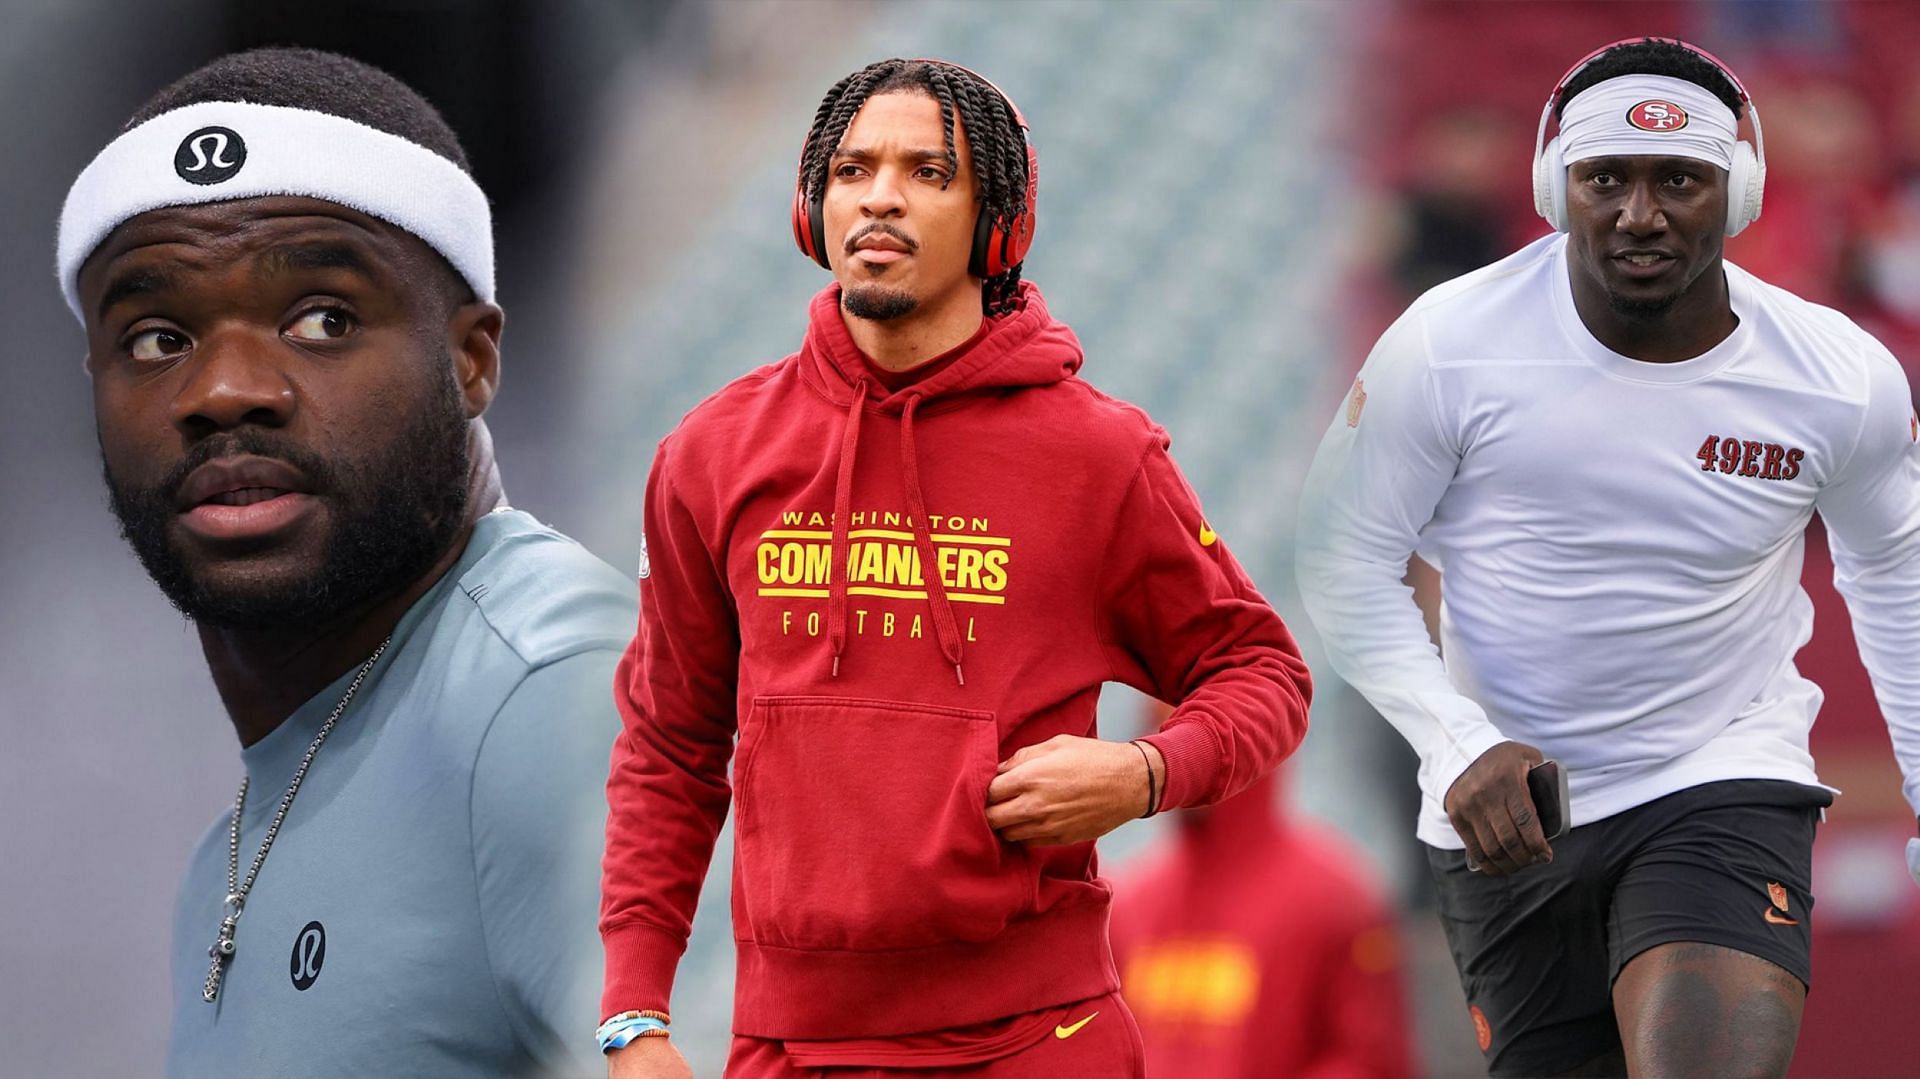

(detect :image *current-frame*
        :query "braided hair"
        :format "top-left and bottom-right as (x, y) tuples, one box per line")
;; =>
(1557, 39), (1745, 121)
(799, 58), (1031, 317)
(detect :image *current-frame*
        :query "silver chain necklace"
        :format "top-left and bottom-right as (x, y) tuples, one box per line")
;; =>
(202, 637), (391, 1004)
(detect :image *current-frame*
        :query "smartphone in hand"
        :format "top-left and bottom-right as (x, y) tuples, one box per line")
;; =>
(1465, 758), (1571, 871)
(1527, 759), (1570, 841)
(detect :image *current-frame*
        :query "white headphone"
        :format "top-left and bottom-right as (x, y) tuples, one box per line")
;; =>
(1531, 37), (1766, 237)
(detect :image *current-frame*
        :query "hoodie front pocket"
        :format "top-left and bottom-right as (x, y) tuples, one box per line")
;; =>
(734, 694), (1030, 951)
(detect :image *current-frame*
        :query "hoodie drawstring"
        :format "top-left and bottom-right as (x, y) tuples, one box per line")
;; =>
(826, 382), (867, 678)
(825, 385), (967, 687)
(900, 394), (967, 686)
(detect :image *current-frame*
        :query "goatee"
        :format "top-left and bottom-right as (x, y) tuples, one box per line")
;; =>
(843, 285), (919, 321)
(1605, 287), (1681, 320)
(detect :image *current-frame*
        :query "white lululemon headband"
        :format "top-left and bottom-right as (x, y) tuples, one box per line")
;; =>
(1555, 73), (1740, 170)
(57, 100), (494, 321)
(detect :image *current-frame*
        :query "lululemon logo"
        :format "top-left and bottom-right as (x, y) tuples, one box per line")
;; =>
(174, 126), (246, 184)
(290, 921), (326, 991)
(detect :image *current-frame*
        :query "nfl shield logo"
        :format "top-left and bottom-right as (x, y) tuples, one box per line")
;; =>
(1767, 882), (1790, 912)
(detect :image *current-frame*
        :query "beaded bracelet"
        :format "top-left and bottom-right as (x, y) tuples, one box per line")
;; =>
(596, 1009), (672, 1053)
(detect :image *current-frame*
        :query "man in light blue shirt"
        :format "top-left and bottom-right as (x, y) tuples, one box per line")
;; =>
(57, 47), (634, 1077)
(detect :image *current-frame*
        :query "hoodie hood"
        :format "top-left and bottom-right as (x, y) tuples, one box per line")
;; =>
(799, 281), (1084, 412)
(798, 280), (1083, 688)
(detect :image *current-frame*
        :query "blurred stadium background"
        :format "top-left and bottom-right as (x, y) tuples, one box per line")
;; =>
(2, 1), (1915, 1075)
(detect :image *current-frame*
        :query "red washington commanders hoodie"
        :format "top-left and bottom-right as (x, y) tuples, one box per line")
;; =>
(600, 282), (1312, 1040)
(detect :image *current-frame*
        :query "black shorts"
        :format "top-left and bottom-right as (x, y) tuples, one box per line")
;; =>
(1426, 779), (1830, 1077)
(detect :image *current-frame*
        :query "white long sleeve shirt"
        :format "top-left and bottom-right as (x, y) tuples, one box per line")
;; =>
(1296, 234), (1920, 848)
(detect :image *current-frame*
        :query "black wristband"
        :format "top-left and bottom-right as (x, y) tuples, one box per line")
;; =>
(1133, 741), (1158, 818)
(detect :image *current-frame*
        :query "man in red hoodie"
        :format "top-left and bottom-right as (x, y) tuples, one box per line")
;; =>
(599, 58), (1313, 1078)
(1111, 709), (1413, 1079)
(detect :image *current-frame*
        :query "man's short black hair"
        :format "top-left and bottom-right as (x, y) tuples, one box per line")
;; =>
(123, 47), (477, 306)
(1557, 38), (1745, 122)
(127, 46), (471, 174)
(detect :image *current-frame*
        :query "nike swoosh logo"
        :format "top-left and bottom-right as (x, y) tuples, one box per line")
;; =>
(1055, 1011), (1099, 1039)
(1763, 908), (1800, 926)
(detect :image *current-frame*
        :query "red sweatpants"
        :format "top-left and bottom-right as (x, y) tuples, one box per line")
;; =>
(724, 993), (1145, 1078)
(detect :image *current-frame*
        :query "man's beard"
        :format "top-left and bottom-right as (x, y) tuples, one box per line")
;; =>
(103, 362), (473, 631)
(1602, 250), (1718, 322)
(843, 284), (919, 321)
(1604, 286), (1682, 320)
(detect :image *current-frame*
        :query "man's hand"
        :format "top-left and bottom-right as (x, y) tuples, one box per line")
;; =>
(986, 735), (1165, 846)
(1444, 740), (1554, 876)
(606, 1037), (692, 1079)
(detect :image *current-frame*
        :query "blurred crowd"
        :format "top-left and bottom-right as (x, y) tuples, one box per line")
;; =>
(1361, 2), (1920, 362)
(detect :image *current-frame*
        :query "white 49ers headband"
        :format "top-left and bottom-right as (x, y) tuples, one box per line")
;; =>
(1556, 73), (1739, 170)
(56, 100), (494, 322)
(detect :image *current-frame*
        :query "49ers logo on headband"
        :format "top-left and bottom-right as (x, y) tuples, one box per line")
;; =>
(1627, 100), (1689, 132)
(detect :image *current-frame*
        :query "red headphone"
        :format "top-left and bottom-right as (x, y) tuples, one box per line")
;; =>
(791, 58), (1038, 278)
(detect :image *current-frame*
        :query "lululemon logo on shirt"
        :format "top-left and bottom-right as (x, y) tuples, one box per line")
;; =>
(290, 921), (326, 991)
(174, 126), (247, 184)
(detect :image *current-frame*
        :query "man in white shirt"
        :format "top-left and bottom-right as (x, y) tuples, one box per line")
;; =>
(1297, 37), (1920, 1078)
